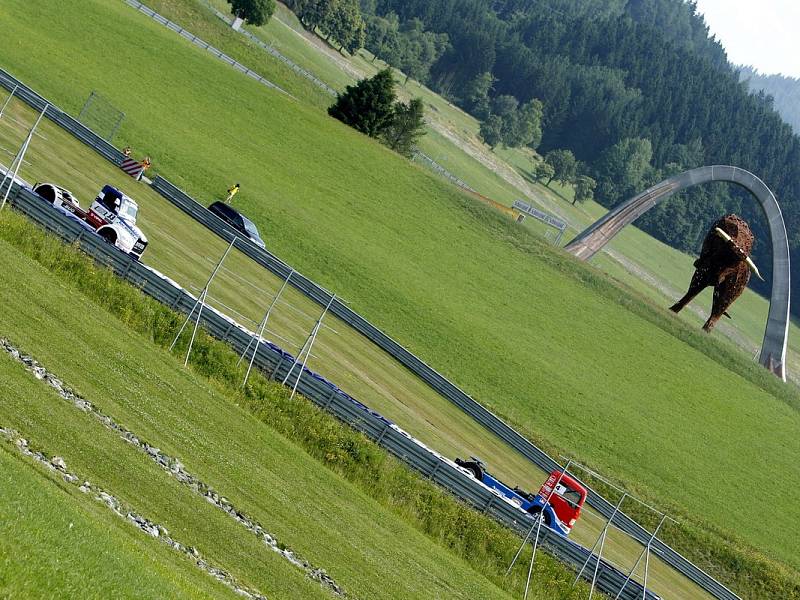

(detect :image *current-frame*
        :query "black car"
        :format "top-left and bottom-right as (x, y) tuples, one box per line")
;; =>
(208, 201), (266, 249)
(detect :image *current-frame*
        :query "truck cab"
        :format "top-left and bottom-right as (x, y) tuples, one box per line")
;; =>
(536, 469), (587, 533)
(87, 185), (148, 260)
(455, 457), (587, 536)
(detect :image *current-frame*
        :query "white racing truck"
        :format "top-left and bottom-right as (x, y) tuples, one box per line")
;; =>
(34, 182), (148, 260)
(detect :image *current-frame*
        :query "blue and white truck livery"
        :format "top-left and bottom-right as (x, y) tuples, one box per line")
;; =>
(455, 457), (587, 537)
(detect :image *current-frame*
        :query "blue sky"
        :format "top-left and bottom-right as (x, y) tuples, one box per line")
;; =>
(694, 0), (800, 77)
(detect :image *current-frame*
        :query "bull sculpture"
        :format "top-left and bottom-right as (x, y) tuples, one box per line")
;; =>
(670, 214), (763, 331)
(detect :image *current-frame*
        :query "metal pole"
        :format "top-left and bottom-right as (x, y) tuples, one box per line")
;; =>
(184, 287), (208, 367)
(288, 295), (335, 400)
(588, 522), (610, 600)
(108, 111), (125, 142)
(507, 460), (572, 575)
(282, 294), (335, 387)
(0, 104), (47, 211)
(281, 331), (312, 385)
(170, 238), (235, 354)
(523, 509), (545, 600)
(77, 91), (94, 122)
(0, 84), (18, 119)
(573, 493), (627, 587)
(183, 241), (236, 367)
(241, 270), (293, 388)
(613, 514), (667, 600)
(642, 537), (652, 600)
(505, 520), (536, 577)
(289, 321), (320, 400)
(238, 269), (293, 367)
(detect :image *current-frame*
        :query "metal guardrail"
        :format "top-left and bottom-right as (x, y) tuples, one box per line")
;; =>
(0, 68), (740, 600)
(123, 0), (291, 98)
(203, 3), (338, 97)
(412, 151), (476, 193)
(4, 182), (656, 600)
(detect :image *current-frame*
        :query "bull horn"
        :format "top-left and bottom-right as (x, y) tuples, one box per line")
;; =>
(745, 256), (765, 281)
(714, 227), (764, 281)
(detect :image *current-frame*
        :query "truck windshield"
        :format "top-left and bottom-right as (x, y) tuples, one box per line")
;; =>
(560, 488), (582, 509)
(120, 202), (138, 221)
(554, 483), (583, 508)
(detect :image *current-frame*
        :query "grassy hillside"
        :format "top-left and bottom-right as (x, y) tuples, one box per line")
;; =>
(0, 445), (239, 600)
(0, 209), (606, 599)
(1, 0), (798, 593)
(152, 0), (800, 379)
(0, 96), (710, 599)
(0, 219), (567, 599)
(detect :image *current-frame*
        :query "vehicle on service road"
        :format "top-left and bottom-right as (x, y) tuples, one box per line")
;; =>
(208, 201), (266, 249)
(34, 182), (148, 260)
(456, 457), (587, 537)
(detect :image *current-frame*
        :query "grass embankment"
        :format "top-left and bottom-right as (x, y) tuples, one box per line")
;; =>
(0, 210), (599, 599)
(1, 0), (799, 594)
(127, 0), (800, 377)
(0, 446), (239, 600)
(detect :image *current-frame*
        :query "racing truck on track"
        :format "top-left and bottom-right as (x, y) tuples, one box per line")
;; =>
(456, 457), (587, 537)
(34, 182), (148, 260)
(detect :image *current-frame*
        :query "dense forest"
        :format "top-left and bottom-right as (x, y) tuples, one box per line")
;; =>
(353, 0), (800, 311)
(740, 66), (800, 134)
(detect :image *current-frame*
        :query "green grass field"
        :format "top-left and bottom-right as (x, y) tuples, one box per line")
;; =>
(0, 228), (558, 600)
(1, 0), (799, 596)
(0, 445), (240, 600)
(0, 98), (708, 599)
(0, 209), (610, 599)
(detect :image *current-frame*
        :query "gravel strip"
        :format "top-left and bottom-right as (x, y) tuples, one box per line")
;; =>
(0, 337), (345, 597)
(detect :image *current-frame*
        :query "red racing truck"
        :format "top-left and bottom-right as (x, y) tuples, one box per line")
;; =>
(456, 457), (587, 536)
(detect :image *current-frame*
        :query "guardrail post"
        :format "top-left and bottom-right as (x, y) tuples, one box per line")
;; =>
(240, 269), (293, 388)
(170, 238), (235, 365)
(375, 423), (389, 444)
(0, 84), (17, 119)
(1, 103), (47, 211)
(323, 388), (337, 409)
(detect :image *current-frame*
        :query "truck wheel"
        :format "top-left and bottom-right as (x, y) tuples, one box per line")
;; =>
(34, 183), (56, 204)
(99, 229), (117, 245)
(456, 460), (483, 480)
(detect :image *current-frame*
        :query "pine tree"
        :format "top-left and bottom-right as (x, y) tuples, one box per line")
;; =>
(381, 98), (426, 157)
(228, 0), (275, 26)
(328, 69), (397, 137)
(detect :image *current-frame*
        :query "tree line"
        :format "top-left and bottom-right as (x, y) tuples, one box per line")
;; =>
(358, 0), (800, 309)
(740, 66), (800, 134)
